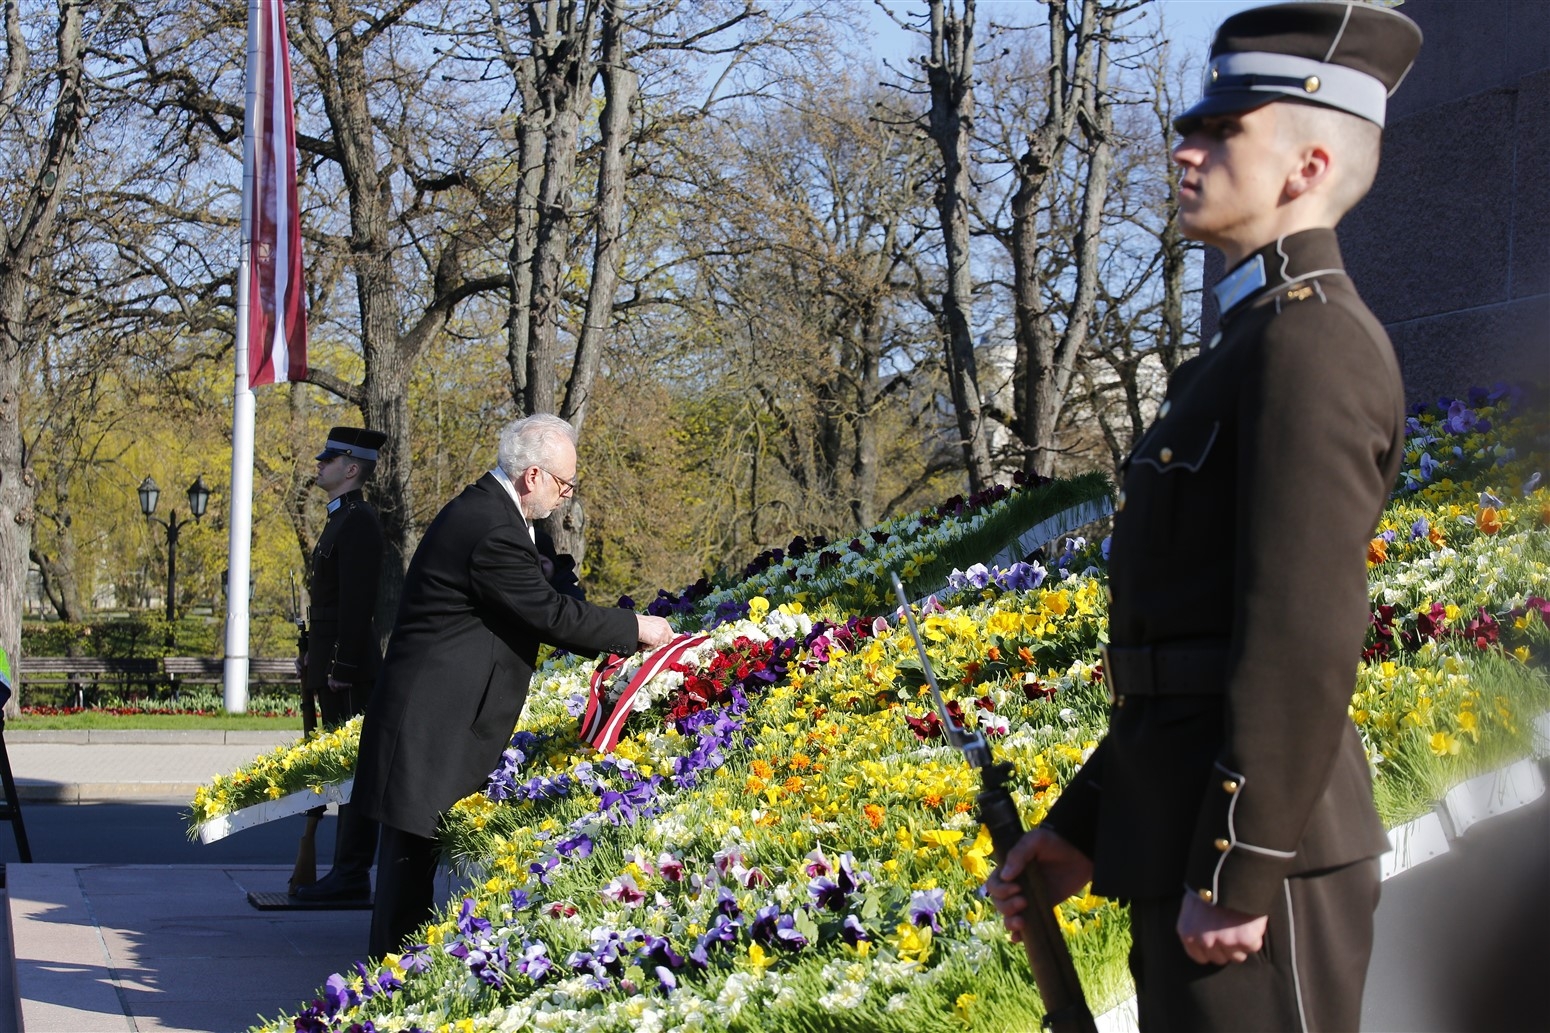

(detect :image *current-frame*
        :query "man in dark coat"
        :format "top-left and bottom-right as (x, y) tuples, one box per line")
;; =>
(989, 4), (1423, 1029)
(295, 426), (386, 902)
(353, 413), (674, 958)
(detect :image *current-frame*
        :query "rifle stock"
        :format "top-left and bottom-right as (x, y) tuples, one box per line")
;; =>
(979, 761), (1097, 1033)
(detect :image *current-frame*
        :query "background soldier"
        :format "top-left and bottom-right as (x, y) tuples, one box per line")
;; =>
(988, 3), (1423, 1030)
(294, 426), (387, 903)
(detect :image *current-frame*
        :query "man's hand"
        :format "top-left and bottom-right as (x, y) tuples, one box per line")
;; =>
(635, 615), (674, 650)
(985, 828), (1093, 943)
(1176, 891), (1267, 965)
(326, 675), (350, 692)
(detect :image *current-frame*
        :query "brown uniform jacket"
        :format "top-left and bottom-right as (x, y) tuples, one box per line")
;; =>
(1043, 229), (1401, 916)
(306, 488), (383, 693)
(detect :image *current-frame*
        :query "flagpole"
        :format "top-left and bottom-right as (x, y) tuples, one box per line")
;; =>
(224, 0), (262, 714)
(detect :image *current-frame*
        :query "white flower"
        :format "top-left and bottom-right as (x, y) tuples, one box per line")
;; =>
(886, 992), (911, 1012)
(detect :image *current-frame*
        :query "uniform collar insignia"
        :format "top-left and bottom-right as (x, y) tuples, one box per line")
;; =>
(1212, 254), (1266, 315)
(1215, 229), (1347, 318)
(326, 489), (363, 516)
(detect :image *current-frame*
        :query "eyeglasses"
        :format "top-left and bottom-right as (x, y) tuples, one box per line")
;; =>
(540, 467), (579, 496)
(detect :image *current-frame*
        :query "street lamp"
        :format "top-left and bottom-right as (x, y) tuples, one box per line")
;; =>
(138, 476), (212, 635)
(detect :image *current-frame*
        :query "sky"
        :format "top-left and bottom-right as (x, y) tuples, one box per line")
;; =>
(861, 0), (1262, 66)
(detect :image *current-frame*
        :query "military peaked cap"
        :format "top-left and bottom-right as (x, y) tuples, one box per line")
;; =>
(317, 426), (387, 462)
(1176, 1), (1423, 132)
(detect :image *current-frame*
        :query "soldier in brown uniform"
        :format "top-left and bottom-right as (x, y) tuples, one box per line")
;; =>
(988, 4), (1423, 1029)
(294, 426), (387, 902)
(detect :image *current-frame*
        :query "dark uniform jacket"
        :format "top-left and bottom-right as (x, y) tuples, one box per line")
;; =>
(1044, 229), (1401, 917)
(306, 488), (383, 697)
(352, 472), (638, 839)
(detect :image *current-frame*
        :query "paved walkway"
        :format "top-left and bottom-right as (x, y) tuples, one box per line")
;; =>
(8, 864), (368, 1033)
(5, 730), (296, 803)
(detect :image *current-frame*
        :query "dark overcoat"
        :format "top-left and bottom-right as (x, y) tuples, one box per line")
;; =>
(352, 473), (638, 838)
(1045, 229), (1400, 917)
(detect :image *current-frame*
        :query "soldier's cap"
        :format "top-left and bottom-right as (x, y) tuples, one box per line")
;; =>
(316, 427), (387, 462)
(1176, 1), (1422, 133)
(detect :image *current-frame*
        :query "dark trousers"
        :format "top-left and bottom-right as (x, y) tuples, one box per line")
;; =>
(1128, 858), (1381, 1032)
(369, 822), (441, 959)
(318, 680), (379, 881)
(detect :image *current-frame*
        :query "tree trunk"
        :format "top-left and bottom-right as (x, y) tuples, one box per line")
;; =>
(554, 0), (636, 564)
(524, 0), (593, 416)
(924, 0), (992, 490)
(0, 0), (91, 714)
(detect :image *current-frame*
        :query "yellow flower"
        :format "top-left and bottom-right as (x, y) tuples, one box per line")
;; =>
(961, 826), (994, 882)
(748, 943), (777, 971)
(894, 922), (933, 963)
(1429, 731), (1461, 757)
(920, 828), (965, 854)
(748, 596), (770, 623)
(955, 992), (977, 1027)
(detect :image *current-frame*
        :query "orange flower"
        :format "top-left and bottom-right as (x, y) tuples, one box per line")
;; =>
(1541, 502), (1550, 526)
(789, 753), (812, 771)
(954, 801), (973, 813)
(1429, 525), (1446, 547)
(1367, 538), (1389, 565)
(1478, 507), (1502, 535)
(751, 759), (774, 780)
(923, 791), (944, 808)
(782, 776), (805, 794)
(986, 646), (1001, 662)
(745, 776), (767, 795)
(864, 804), (886, 828)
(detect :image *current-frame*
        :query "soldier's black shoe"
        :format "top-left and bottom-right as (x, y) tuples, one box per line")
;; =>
(292, 869), (371, 902)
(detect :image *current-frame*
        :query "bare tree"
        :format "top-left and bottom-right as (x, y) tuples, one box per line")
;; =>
(921, 0), (993, 489)
(0, 0), (122, 708)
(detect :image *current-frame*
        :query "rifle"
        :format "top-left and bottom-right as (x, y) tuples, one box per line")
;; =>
(288, 571), (322, 895)
(891, 574), (1097, 1033)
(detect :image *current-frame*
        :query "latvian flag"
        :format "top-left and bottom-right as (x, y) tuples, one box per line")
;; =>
(246, 0), (307, 387)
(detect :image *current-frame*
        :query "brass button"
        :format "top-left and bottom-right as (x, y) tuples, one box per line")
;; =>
(1207, 331), (1222, 350)
(1159, 447), (1174, 463)
(1304, 75), (1320, 93)
(1222, 779), (1239, 794)
(1214, 838), (1230, 852)
(1115, 490), (1127, 512)
(1198, 888), (1214, 903)
(1159, 401), (1171, 418)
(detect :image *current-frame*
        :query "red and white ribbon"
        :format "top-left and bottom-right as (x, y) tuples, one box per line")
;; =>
(579, 633), (709, 753)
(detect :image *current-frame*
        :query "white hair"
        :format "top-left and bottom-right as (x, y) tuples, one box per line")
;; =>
(497, 413), (577, 481)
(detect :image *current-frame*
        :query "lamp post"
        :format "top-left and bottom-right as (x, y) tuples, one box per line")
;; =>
(139, 476), (212, 640)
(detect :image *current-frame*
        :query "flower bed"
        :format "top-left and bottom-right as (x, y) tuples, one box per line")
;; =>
(209, 388), (1547, 1033)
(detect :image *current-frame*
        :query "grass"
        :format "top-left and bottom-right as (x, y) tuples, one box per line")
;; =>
(7, 710), (303, 731)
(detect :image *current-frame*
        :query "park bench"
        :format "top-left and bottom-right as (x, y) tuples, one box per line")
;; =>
(163, 656), (298, 687)
(16, 656), (163, 708)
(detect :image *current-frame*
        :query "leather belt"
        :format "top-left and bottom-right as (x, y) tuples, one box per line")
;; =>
(1099, 640), (1231, 705)
(309, 605), (338, 621)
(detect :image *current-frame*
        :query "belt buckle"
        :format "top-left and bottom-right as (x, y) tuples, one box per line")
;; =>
(1098, 643), (1115, 704)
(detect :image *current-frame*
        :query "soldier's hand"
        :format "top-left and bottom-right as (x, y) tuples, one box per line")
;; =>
(635, 615), (674, 650)
(326, 675), (351, 692)
(985, 827), (1093, 943)
(1175, 892), (1267, 965)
